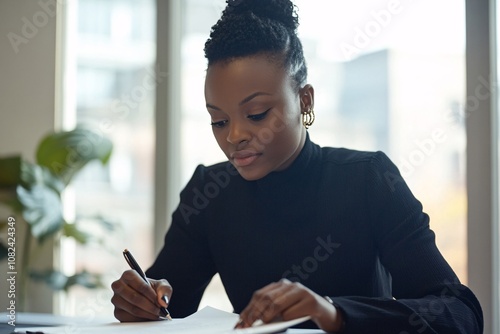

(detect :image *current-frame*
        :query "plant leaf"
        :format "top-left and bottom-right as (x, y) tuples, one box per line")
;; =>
(30, 269), (103, 291)
(20, 162), (65, 194)
(62, 222), (92, 244)
(36, 127), (113, 185)
(67, 270), (103, 290)
(30, 269), (68, 290)
(0, 156), (21, 186)
(17, 184), (64, 242)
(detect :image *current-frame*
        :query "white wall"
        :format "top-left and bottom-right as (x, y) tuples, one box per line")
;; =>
(0, 0), (59, 313)
(0, 1), (57, 157)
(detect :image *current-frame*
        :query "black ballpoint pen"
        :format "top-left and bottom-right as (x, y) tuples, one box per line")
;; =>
(123, 249), (172, 320)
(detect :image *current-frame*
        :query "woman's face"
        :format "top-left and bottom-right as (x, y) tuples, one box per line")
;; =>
(204, 55), (312, 181)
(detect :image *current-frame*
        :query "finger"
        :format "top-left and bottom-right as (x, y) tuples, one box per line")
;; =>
(278, 289), (341, 332)
(238, 280), (297, 327)
(238, 283), (285, 325)
(111, 272), (162, 319)
(257, 283), (306, 323)
(279, 295), (310, 321)
(111, 292), (161, 321)
(114, 307), (146, 322)
(237, 284), (281, 327)
(122, 270), (159, 305)
(150, 278), (173, 308)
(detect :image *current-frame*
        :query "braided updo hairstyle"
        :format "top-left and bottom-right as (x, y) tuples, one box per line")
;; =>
(204, 0), (308, 91)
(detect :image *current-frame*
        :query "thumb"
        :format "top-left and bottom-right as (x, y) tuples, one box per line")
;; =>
(159, 295), (169, 308)
(149, 278), (172, 307)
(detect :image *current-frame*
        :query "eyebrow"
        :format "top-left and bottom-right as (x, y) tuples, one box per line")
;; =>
(206, 92), (272, 111)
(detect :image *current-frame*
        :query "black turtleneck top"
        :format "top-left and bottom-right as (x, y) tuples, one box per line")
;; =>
(146, 135), (483, 333)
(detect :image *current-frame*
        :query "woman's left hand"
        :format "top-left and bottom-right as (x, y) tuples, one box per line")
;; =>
(235, 279), (344, 332)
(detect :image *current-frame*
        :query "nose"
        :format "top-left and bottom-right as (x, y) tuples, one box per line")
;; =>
(226, 120), (251, 145)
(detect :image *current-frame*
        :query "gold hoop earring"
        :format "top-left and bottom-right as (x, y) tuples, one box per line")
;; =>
(302, 107), (315, 129)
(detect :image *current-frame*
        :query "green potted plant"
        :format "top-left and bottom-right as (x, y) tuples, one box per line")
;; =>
(0, 126), (114, 310)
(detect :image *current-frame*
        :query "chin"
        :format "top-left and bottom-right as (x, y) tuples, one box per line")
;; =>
(239, 172), (264, 181)
(236, 167), (269, 181)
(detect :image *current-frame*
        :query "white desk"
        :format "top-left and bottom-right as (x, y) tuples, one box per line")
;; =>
(1, 310), (326, 334)
(0, 312), (113, 334)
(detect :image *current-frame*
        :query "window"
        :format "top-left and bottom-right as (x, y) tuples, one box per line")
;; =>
(59, 0), (467, 316)
(60, 0), (156, 316)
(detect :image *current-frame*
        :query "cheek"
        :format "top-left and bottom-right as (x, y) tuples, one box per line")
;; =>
(261, 123), (293, 153)
(212, 130), (228, 151)
(265, 108), (301, 142)
(250, 117), (290, 153)
(278, 101), (302, 131)
(265, 109), (294, 136)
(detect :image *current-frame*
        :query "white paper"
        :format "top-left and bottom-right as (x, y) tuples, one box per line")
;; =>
(234, 315), (311, 334)
(14, 306), (312, 334)
(0, 312), (113, 326)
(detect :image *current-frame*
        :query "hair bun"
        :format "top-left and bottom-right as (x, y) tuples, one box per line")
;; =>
(224, 0), (299, 32)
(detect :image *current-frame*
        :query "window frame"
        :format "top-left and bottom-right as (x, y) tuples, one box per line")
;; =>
(154, 0), (182, 251)
(465, 1), (499, 333)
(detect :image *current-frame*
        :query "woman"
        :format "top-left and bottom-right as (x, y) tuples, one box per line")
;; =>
(111, 0), (483, 332)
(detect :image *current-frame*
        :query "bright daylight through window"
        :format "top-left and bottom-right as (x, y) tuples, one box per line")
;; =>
(61, 0), (466, 315)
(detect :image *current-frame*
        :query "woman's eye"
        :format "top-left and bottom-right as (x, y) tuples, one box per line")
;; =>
(248, 108), (271, 121)
(210, 120), (228, 128)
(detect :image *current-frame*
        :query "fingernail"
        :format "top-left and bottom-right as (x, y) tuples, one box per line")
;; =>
(234, 319), (245, 329)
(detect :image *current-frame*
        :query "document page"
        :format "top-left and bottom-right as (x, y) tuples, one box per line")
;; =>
(15, 306), (311, 334)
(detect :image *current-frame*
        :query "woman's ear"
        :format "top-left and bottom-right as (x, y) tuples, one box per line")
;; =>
(299, 84), (315, 112)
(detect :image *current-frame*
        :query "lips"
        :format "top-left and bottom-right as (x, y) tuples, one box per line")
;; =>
(231, 150), (261, 167)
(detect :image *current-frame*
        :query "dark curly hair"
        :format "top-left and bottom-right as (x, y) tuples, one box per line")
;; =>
(204, 0), (307, 90)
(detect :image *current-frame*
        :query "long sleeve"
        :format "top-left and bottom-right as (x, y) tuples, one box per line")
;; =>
(330, 152), (483, 334)
(144, 136), (483, 332)
(146, 165), (217, 318)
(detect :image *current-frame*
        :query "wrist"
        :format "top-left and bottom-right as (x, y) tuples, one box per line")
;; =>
(323, 296), (346, 333)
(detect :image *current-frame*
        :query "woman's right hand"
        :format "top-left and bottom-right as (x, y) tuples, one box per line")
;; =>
(111, 270), (173, 322)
